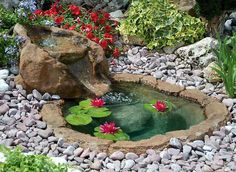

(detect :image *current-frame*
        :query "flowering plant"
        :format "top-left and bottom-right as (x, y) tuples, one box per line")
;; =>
(144, 99), (174, 114)
(94, 122), (130, 141)
(23, 0), (121, 58)
(65, 98), (111, 126)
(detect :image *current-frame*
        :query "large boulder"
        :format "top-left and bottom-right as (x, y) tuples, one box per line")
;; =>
(14, 24), (111, 98)
(175, 37), (218, 69)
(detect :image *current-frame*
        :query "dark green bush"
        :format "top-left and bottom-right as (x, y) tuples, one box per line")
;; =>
(0, 5), (18, 33)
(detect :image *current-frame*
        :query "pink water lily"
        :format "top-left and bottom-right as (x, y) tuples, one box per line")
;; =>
(91, 98), (105, 108)
(100, 122), (119, 134)
(153, 101), (167, 112)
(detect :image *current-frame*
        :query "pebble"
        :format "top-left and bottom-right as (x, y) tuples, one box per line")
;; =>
(0, 79), (9, 92)
(110, 151), (124, 160)
(169, 138), (182, 149)
(32, 89), (42, 100)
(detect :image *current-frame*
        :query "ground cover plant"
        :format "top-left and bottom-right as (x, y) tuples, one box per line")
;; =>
(119, 0), (206, 49)
(0, 146), (68, 172)
(212, 35), (236, 98)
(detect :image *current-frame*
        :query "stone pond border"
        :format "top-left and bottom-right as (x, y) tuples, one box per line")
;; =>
(39, 73), (230, 154)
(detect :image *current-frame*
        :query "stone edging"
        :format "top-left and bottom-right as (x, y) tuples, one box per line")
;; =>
(40, 73), (230, 154)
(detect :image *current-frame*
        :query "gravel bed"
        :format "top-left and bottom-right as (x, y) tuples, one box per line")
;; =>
(0, 47), (236, 171)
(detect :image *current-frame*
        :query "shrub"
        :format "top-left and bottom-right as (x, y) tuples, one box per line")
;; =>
(0, 5), (18, 33)
(118, 0), (206, 49)
(212, 35), (236, 98)
(0, 146), (68, 172)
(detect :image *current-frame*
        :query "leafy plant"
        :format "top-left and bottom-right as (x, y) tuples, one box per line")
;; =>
(65, 99), (111, 126)
(212, 35), (236, 98)
(0, 5), (18, 33)
(119, 0), (205, 49)
(0, 35), (18, 67)
(94, 124), (130, 141)
(144, 99), (175, 114)
(0, 146), (68, 172)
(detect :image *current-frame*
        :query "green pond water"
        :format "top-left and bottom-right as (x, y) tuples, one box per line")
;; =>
(64, 82), (206, 141)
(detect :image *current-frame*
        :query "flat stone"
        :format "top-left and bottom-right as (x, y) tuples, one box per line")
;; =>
(110, 151), (125, 160)
(169, 138), (182, 149)
(123, 159), (135, 169)
(90, 159), (102, 170)
(63, 146), (75, 156)
(0, 103), (9, 115)
(38, 129), (53, 138)
(125, 152), (139, 160)
(32, 89), (42, 100)
(0, 69), (9, 79)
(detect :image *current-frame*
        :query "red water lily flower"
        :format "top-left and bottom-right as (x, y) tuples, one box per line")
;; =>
(69, 5), (81, 15)
(91, 98), (105, 107)
(68, 25), (76, 30)
(54, 16), (64, 25)
(113, 48), (120, 58)
(103, 12), (110, 20)
(100, 122), (119, 134)
(153, 101), (167, 112)
(99, 40), (108, 49)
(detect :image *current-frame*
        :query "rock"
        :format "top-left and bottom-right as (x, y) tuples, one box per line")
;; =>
(0, 69), (9, 79)
(125, 152), (139, 160)
(169, 138), (182, 149)
(63, 146), (75, 156)
(0, 79), (9, 92)
(14, 24), (111, 98)
(170, 0), (196, 14)
(163, 42), (184, 54)
(124, 160), (135, 169)
(225, 19), (232, 31)
(74, 147), (84, 157)
(0, 103), (9, 115)
(38, 129), (53, 138)
(154, 71), (163, 79)
(109, 10), (124, 20)
(50, 157), (67, 165)
(203, 62), (221, 83)
(90, 159), (101, 170)
(0, 0), (20, 9)
(170, 163), (181, 172)
(96, 152), (107, 160)
(175, 37), (218, 68)
(110, 151), (124, 160)
(222, 98), (235, 107)
(42, 93), (51, 100)
(32, 89), (42, 100)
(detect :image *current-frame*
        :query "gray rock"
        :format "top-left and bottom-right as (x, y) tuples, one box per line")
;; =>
(123, 159), (135, 169)
(225, 19), (233, 31)
(0, 103), (9, 115)
(110, 151), (124, 160)
(90, 159), (102, 170)
(80, 148), (90, 158)
(0, 69), (9, 79)
(0, 79), (9, 92)
(125, 152), (139, 160)
(42, 93), (51, 100)
(63, 146), (75, 156)
(74, 147), (84, 157)
(36, 121), (47, 129)
(38, 129), (53, 138)
(96, 152), (107, 160)
(32, 89), (42, 100)
(52, 95), (60, 100)
(154, 71), (163, 79)
(169, 138), (182, 149)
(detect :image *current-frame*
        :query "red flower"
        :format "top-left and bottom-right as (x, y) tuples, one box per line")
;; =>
(99, 18), (106, 25)
(103, 13), (110, 20)
(113, 48), (120, 58)
(69, 5), (81, 15)
(86, 32), (94, 39)
(90, 12), (99, 23)
(33, 9), (44, 16)
(104, 25), (111, 33)
(68, 25), (76, 30)
(104, 33), (114, 43)
(153, 101), (167, 112)
(92, 37), (100, 44)
(76, 17), (81, 23)
(99, 40), (108, 49)
(91, 98), (105, 108)
(54, 16), (64, 25)
(100, 122), (119, 134)
(81, 24), (93, 32)
(63, 23), (70, 29)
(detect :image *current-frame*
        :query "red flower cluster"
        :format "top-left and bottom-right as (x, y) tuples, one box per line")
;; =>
(100, 122), (119, 134)
(153, 101), (167, 112)
(91, 98), (105, 108)
(30, 0), (121, 59)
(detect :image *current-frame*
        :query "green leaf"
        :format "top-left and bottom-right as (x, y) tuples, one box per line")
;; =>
(114, 130), (130, 141)
(68, 106), (82, 115)
(94, 132), (117, 141)
(79, 99), (92, 109)
(65, 114), (92, 126)
(144, 103), (157, 113)
(87, 107), (112, 118)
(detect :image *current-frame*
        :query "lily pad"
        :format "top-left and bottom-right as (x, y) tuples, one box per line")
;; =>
(65, 114), (92, 126)
(87, 107), (111, 118)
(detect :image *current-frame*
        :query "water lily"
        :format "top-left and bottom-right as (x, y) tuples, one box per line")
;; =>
(153, 101), (167, 112)
(100, 122), (119, 134)
(91, 98), (105, 108)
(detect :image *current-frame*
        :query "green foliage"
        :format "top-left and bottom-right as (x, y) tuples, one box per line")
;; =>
(65, 99), (111, 126)
(0, 5), (18, 33)
(0, 35), (18, 67)
(212, 36), (236, 98)
(94, 127), (130, 141)
(119, 0), (205, 49)
(0, 146), (68, 172)
(144, 99), (175, 114)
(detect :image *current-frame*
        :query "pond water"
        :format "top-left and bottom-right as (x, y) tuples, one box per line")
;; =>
(64, 82), (205, 141)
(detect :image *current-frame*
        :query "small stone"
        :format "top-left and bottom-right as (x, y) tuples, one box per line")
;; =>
(36, 121), (47, 129)
(74, 147), (84, 157)
(0, 79), (9, 92)
(110, 151), (124, 160)
(50, 157), (67, 165)
(80, 148), (90, 158)
(171, 163), (181, 172)
(32, 89), (42, 100)
(154, 71), (163, 79)
(38, 129), (53, 138)
(169, 138), (182, 149)
(90, 159), (101, 170)
(123, 160), (135, 169)
(125, 152), (139, 160)
(42, 93), (51, 100)
(63, 146), (75, 156)
(0, 69), (9, 79)
(0, 103), (9, 115)
(52, 95), (60, 100)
